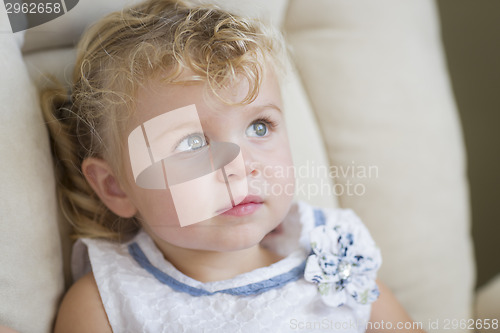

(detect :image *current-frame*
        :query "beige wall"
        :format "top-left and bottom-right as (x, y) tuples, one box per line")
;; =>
(437, 0), (500, 288)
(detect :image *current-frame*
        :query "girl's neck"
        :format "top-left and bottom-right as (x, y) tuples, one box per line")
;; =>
(152, 240), (283, 283)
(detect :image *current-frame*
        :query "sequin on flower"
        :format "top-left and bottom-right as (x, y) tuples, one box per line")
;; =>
(304, 212), (381, 307)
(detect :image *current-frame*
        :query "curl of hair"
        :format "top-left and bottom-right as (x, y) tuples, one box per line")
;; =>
(42, 0), (286, 241)
(41, 84), (139, 241)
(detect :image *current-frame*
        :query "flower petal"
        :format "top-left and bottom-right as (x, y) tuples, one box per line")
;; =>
(346, 276), (380, 305)
(304, 255), (339, 284)
(310, 226), (340, 256)
(304, 255), (323, 283)
(322, 284), (347, 307)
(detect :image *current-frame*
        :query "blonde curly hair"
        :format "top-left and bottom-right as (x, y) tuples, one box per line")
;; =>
(41, 0), (286, 241)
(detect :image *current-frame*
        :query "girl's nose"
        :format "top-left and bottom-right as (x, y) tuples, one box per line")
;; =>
(243, 155), (260, 178)
(212, 142), (249, 204)
(223, 143), (262, 180)
(211, 142), (247, 183)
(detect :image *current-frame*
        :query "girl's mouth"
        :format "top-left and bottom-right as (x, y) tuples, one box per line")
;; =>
(218, 195), (264, 217)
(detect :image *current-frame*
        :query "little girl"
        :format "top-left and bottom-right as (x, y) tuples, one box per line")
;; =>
(43, 0), (425, 332)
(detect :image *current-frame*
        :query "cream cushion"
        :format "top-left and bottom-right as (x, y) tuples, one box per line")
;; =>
(0, 6), (63, 333)
(0, 0), (477, 332)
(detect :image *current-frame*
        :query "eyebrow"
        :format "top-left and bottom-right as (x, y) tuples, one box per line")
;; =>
(251, 103), (282, 114)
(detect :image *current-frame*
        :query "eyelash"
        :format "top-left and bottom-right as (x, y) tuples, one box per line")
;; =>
(251, 116), (278, 130)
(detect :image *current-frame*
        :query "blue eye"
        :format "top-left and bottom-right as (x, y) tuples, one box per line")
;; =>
(175, 133), (207, 152)
(246, 121), (269, 137)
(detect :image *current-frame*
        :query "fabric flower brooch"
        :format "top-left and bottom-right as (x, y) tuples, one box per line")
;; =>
(304, 211), (382, 307)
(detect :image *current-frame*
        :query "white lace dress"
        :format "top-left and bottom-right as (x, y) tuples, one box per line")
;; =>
(72, 201), (382, 332)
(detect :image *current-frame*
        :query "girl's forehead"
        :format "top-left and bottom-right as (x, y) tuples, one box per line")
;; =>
(130, 69), (282, 127)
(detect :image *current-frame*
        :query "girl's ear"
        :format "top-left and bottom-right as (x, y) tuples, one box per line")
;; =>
(82, 158), (137, 218)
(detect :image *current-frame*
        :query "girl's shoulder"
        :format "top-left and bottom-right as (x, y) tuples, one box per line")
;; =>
(53, 272), (112, 333)
(296, 200), (370, 229)
(304, 202), (380, 248)
(71, 234), (135, 282)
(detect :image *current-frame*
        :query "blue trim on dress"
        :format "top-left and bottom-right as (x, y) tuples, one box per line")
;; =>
(128, 207), (325, 297)
(128, 243), (306, 296)
(314, 208), (326, 227)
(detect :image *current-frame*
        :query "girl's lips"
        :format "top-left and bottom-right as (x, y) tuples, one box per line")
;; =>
(218, 195), (264, 217)
(219, 202), (263, 217)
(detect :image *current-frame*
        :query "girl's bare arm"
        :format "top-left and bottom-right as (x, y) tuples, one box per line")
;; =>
(368, 280), (426, 333)
(54, 272), (112, 333)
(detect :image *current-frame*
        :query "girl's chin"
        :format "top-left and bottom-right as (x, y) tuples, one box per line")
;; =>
(148, 225), (268, 251)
